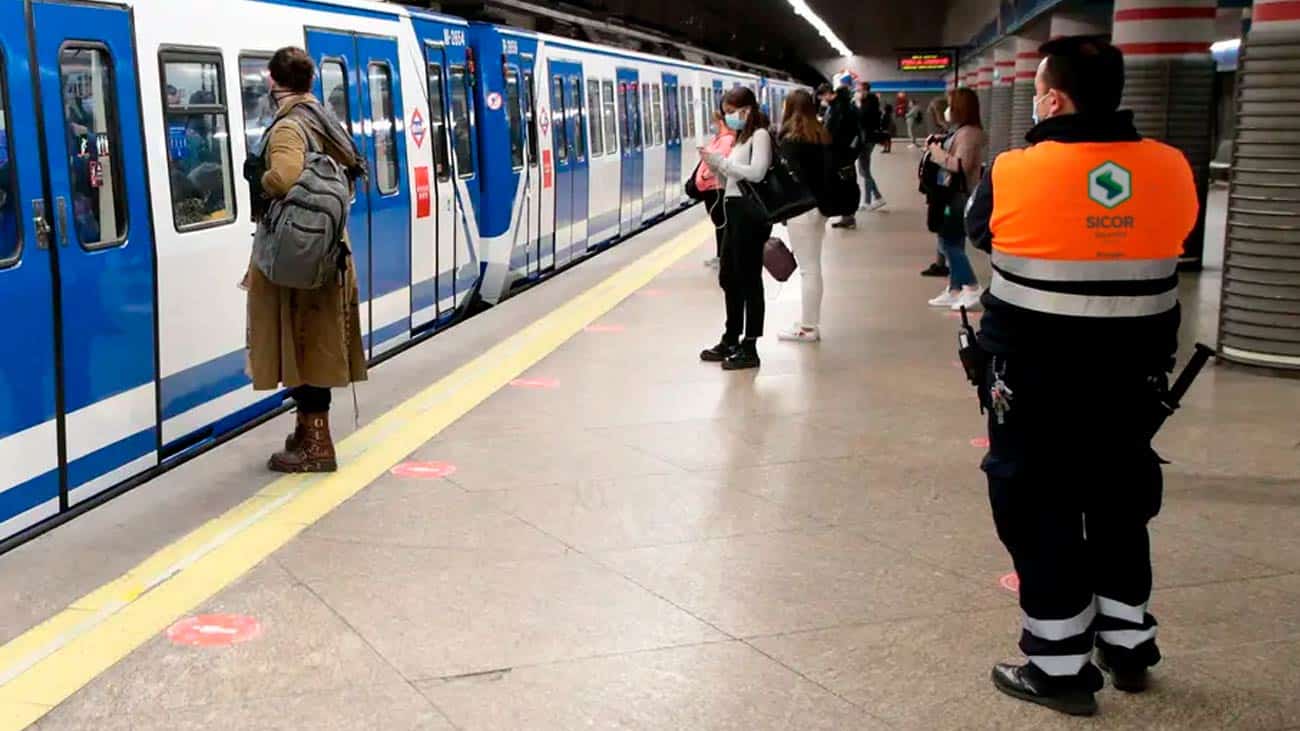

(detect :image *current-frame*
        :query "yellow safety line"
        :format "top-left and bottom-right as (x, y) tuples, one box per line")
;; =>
(0, 219), (711, 730)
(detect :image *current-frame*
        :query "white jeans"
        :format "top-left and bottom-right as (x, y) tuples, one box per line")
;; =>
(785, 209), (827, 328)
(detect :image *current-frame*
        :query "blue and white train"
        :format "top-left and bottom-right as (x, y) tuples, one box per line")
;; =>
(0, 0), (806, 547)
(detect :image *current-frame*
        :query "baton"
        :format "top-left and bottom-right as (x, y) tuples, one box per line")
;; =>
(1150, 343), (1214, 437)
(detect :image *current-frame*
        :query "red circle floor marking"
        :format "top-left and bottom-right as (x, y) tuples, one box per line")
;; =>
(999, 572), (1020, 594)
(946, 309), (983, 319)
(167, 614), (262, 647)
(509, 376), (560, 389)
(584, 323), (626, 333)
(391, 461), (458, 479)
(970, 437), (990, 448)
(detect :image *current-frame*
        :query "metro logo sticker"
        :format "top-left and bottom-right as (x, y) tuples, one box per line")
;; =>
(410, 107), (427, 149)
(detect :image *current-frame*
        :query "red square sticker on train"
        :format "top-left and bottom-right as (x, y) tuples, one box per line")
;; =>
(542, 150), (553, 189)
(415, 167), (431, 219)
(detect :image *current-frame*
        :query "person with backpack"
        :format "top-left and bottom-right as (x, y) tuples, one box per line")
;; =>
(244, 47), (367, 473)
(699, 86), (773, 371)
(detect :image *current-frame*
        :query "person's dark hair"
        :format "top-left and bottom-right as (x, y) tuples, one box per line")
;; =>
(948, 87), (981, 128)
(1038, 35), (1125, 115)
(858, 81), (871, 93)
(780, 89), (831, 144)
(269, 47), (315, 94)
(721, 86), (769, 144)
(815, 82), (833, 97)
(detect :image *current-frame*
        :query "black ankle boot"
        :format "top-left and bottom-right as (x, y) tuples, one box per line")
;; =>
(722, 340), (760, 371)
(700, 340), (737, 363)
(1096, 652), (1151, 693)
(990, 662), (1099, 717)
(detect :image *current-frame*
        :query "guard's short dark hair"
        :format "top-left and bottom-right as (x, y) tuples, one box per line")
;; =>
(269, 47), (315, 93)
(816, 82), (833, 97)
(1038, 35), (1125, 115)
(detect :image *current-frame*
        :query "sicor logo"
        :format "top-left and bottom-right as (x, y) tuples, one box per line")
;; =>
(1088, 161), (1132, 209)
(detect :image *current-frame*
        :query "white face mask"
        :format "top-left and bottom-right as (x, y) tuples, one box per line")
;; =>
(1031, 92), (1050, 125)
(943, 107), (953, 124)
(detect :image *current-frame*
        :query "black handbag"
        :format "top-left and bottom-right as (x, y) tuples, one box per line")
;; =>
(822, 163), (860, 218)
(737, 154), (817, 225)
(685, 160), (706, 202)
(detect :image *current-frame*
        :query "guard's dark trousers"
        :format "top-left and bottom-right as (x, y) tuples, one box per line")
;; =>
(981, 354), (1165, 689)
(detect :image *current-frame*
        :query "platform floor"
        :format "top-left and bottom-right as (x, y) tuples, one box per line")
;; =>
(4, 150), (1300, 730)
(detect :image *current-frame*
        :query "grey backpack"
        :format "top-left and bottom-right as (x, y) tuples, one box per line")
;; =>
(252, 112), (352, 290)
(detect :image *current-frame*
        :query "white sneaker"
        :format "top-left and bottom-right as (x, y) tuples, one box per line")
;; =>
(778, 325), (821, 342)
(929, 289), (960, 307)
(951, 287), (984, 311)
(868, 198), (887, 211)
(858, 202), (868, 211)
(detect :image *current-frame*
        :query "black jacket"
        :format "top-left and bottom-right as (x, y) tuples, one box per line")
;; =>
(780, 137), (834, 216)
(822, 89), (860, 167)
(965, 110), (1180, 369)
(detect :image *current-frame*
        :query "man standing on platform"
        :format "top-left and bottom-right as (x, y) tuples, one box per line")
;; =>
(964, 36), (1199, 717)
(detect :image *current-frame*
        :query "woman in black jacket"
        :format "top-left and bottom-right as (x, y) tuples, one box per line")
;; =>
(777, 90), (833, 343)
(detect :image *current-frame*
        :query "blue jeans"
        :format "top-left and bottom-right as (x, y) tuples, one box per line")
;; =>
(857, 145), (882, 203)
(938, 234), (977, 289)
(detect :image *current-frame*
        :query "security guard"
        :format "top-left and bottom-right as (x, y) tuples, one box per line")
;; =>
(965, 36), (1198, 716)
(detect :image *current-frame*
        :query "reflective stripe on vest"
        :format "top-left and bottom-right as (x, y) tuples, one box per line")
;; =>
(990, 271), (1179, 318)
(992, 251), (1178, 282)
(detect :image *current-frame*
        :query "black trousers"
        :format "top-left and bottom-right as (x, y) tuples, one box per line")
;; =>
(719, 197), (770, 343)
(703, 188), (725, 259)
(292, 385), (332, 413)
(982, 354), (1165, 688)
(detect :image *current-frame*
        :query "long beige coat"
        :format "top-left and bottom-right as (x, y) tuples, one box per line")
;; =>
(246, 94), (366, 391)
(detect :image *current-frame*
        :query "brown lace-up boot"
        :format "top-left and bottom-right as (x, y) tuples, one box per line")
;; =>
(268, 411), (338, 473)
(284, 410), (306, 453)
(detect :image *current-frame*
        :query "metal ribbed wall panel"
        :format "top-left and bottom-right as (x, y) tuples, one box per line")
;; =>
(1219, 34), (1300, 370)
(990, 83), (1014, 157)
(1122, 57), (1216, 268)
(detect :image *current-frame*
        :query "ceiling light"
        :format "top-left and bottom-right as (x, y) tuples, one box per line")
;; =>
(786, 0), (853, 57)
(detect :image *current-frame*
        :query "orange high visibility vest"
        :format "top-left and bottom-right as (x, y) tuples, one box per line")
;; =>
(988, 139), (1198, 318)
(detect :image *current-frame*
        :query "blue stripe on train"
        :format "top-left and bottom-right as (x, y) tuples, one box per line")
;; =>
(67, 428), (156, 491)
(161, 349), (248, 421)
(0, 472), (58, 525)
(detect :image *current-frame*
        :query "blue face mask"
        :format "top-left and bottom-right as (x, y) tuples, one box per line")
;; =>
(724, 111), (746, 131)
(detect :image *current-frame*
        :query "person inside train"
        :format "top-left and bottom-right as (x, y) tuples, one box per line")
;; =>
(776, 90), (833, 344)
(925, 88), (986, 312)
(699, 86), (773, 371)
(244, 46), (368, 473)
(697, 107), (736, 269)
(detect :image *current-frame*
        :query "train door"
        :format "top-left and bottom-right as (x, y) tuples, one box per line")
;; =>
(421, 45), (457, 323)
(29, 1), (159, 509)
(305, 30), (412, 356)
(615, 68), (636, 237)
(662, 74), (680, 212)
(566, 71), (589, 256)
(519, 60), (541, 278)
(0, 0), (59, 532)
(641, 78), (662, 220)
(630, 75), (644, 226)
(548, 66), (572, 267)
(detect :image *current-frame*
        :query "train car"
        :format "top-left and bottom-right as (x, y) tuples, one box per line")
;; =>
(763, 77), (805, 132)
(0, 0), (799, 547)
(469, 25), (761, 300)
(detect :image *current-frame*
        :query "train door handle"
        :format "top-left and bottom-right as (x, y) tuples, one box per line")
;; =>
(55, 197), (69, 247)
(32, 200), (52, 250)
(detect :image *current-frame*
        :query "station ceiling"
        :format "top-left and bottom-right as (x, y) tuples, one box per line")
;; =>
(431, 0), (953, 78)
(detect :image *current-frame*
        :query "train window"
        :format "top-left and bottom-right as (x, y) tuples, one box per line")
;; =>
(239, 55), (274, 155)
(701, 86), (710, 133)
(60, 46), (127, 248)
(640, 83), (652, 147)
(617, 82), (628, 150)
(665, 86), (678, 143)
(160, 51), (236, 231)
(425, 62), (451, 181)
(504, 67), (524, 170)
(549, 76), (567, 163)
(320, 61), (351, 133)
(522, 68), (538, 168)
(651, 84), (664, 146)
(0, 54), (19, 266)
(586, 79), (603, 157)
(449, 66), (476, 178)
(569, 76), (585, 162)
(601, 80), (616, 155)
(368, 63), (399, 195)
(684, 86), (696, 139)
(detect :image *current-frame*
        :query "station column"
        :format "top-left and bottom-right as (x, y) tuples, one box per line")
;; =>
(976, 55), (994, 133)
(1113, 0), (1217, 271)
(1218, 0), (1300, 370)
(1008, 35), (1044, 149)
(989, 44), (1015, 156)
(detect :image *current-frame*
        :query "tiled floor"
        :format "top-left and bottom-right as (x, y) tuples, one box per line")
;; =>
(21, 152), (1300, 729)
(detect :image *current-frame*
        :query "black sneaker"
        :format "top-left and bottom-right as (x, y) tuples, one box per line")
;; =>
(1096, 654), (1150, 693)
(722, 342), (760, 371)
(700, 341), (736, 363)
(831, 217), (856, 229)
(921, 263), (950, 277)
(990, 663), (1098, 717)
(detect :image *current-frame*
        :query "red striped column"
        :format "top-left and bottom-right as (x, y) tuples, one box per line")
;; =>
(976, 55), (994, 132)
(1008, 36), (1043, 148)
(1114, 0), (1216, 269)
(1218, 0), (1300, 370)
(989, 44), (1016, 156)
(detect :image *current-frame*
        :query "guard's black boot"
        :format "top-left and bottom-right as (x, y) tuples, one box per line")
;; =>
(991, 662), (1098, 717)
(722, 339), (760, 371)
(831, 216), (857, 229)
(700, 340), (737, 363)
(1096, 653), (1150, 693)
